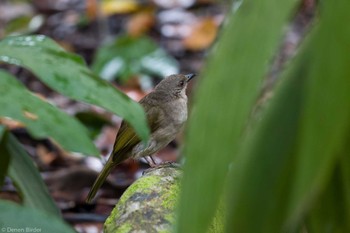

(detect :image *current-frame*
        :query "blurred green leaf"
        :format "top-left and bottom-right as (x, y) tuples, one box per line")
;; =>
(226, 57), (306, 232)
(306, 163), (350, 233)
(340, 151), (350, 224)
(0, 70), (98, 155)
(0, 126), (10, 187)
(175, 0), (298, 232)
(0, 201), (75, 233)
(75, 111), (112, 139)
(287, 1), (350, 227)
(0, 35), (149, 143)
(226, 1), (350, 232)
(4, 15), (44, 37)
(6, 131), (60, 217)
(4, 16), (31, 35)
(92, 35), (179, 81)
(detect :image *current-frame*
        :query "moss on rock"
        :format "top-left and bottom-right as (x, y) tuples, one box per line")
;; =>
(104, 163), (224, 233)
(104, 164), (182, 233)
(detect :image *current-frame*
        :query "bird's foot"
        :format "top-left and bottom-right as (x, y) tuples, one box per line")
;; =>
(145, 156), (157, 167)
(159, 161), (182, 168)
(142, 161), (182, 175)
(152, 161), (182, 169)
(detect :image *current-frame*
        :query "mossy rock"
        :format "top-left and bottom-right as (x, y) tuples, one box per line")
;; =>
(104, 164), (223, 233)
(104, 164), (181, 233)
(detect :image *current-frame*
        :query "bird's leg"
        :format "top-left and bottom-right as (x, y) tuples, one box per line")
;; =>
(150, 155), (157, 165)
(145, 156), (157, 167)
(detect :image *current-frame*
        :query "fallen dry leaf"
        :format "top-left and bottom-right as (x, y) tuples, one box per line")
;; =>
(127, 10), (155, 37)
(182, 17), (218, 51)
(86, 0), (99, 20)
(101, 0), (139, 16)
(37, 144), (57, 166)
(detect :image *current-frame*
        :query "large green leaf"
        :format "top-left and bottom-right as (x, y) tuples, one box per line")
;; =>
(0, 201), (75, 233)
(339, 149), (350, 226)
(306, 162), (350, 233)
(0, 35), (149, 142)
(226, 56), (307, 232)
(286, 0), (350, 226)
(227, 1), (350, 232)
(0, 126), (10, 187)
(175, 0), (298, 232)
(0, 70), (98, 155)
(92, 35), (179, 81)
(6, 131), (60, 217)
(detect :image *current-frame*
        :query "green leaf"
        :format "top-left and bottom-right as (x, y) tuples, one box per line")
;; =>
(0, 126), (10, 187)
(4, 15), (44, 37)
(75, 111), (112, 139)
(175, 0), (298, 232)
(92, 35), (179, 81)
(306, 163), (350, 233)
(287, 0), (350, 227)
(0, 201), (75, 233)
(6, 131), (60, 217)
(226, 1), (350, 232)
(226, 57), (306, 232)
(0, 35), (149, 142)
(139, 49), (179, 79)
(0, 70), (98, 155)
(339, 150), (350, 225)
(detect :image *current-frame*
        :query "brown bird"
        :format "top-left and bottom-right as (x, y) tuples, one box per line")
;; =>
(86, 73), (195, 203)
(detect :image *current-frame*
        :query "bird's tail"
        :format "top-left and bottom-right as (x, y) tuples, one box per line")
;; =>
(86, 159), (115, 203)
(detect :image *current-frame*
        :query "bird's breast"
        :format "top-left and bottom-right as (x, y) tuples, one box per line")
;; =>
(169, 97), (188, 126)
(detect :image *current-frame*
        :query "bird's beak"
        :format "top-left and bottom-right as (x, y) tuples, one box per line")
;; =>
(185, 73), (196, 82)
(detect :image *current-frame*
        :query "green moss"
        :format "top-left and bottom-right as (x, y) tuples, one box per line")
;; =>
(111, 223), (132, 233)
(164, 212), (175, 224)
(104, 166), (183, 232)
(120, 175), (161, 201)
(158, 229), (170, 233)
(208, 200), (225, 233)
(104, 206), (119, 228)
(161, 181), (180, 209)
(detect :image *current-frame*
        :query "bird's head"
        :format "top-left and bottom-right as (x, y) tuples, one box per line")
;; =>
(154, 74), (196, 98)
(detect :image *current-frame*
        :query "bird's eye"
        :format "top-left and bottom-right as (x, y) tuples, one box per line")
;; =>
(179, 80), (185, 86)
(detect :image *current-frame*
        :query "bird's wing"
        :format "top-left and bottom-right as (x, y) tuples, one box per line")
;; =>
(111, 98), (163, 163)
(86, 96), (164, 202)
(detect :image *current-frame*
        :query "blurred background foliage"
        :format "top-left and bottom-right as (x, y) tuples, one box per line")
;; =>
(92, 35), (179, 82)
